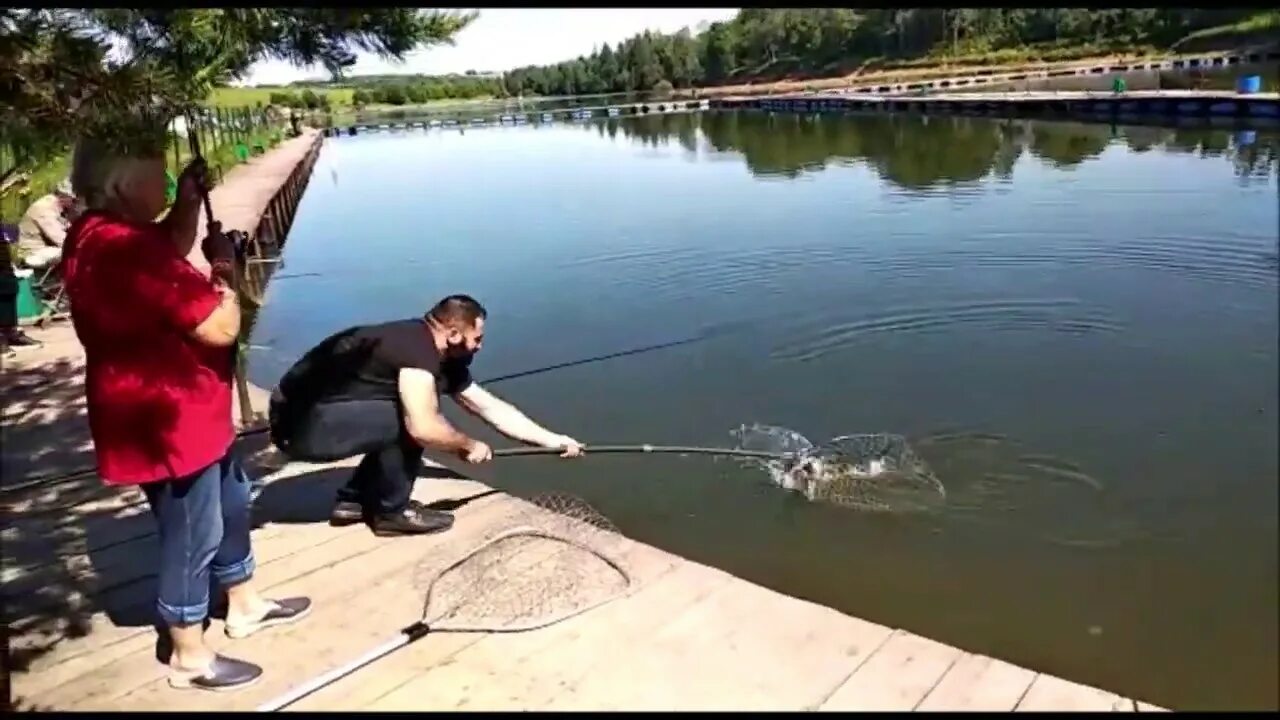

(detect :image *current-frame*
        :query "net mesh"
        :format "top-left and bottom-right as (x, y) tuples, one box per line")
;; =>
(412, 493), (632, 633)
(731, 423), (947, 513)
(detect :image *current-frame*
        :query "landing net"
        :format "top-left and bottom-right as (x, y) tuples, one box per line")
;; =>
(258, 493), (631, 712)
(411, 492), (633, 633)
(731, 423), (946, 512)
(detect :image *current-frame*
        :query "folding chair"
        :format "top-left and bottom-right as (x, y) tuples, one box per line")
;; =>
(32, 258), (70, 327)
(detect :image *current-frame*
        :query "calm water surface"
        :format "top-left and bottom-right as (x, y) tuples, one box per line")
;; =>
(248, 111), (1278, 710)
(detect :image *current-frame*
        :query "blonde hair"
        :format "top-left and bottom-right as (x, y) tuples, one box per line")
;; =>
(70, 138), (164, 216)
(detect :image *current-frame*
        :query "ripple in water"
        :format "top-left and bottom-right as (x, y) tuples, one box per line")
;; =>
(914, 430), (1148, 549)
(775, 298), (1123, 363)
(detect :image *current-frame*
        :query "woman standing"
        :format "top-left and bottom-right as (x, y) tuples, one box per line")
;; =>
(63, 139), (310, 691)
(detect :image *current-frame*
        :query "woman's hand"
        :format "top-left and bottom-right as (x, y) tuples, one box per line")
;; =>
(176, 159), (209, 206)
(202, 221), (236, 264)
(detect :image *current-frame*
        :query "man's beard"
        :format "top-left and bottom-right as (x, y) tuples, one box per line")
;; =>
(445, 341), (475, 365)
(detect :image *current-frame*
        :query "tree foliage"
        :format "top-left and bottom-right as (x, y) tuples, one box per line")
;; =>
(500, 9), (1268, 97)
(347, 74), (502, 106)
(0, 8), (474, 166)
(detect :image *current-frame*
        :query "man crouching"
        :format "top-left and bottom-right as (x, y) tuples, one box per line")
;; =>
(268, 294), (583, 536)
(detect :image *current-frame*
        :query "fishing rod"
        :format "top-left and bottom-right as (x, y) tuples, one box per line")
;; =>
(491, 445), (790, 461)
(1, 442), (790, 498)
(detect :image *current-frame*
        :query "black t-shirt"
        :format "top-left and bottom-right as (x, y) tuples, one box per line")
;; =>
(276, 318), (473, 408)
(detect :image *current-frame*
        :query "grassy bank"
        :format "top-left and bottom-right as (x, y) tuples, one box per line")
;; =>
(210, 86), (502, 116)
(2, 114), (288, 232)
(1174, 10), (1280, 52)
(211, 85), (355, 110)
(672, 44), (1249, 99)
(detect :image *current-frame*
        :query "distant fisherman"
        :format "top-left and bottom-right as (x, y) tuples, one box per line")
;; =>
(268, 294), (584, 536)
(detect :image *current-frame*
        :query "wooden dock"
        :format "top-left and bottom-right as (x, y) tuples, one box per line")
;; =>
(3, 445), (1169, 712)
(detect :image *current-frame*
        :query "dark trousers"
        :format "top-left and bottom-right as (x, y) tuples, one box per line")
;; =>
(1, 241), (18, 333)
(269, 391), (422, 515)
(141, 450), (256, 626)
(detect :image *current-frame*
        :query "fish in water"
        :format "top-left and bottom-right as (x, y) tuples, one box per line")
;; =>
(776, 456), (891, 502)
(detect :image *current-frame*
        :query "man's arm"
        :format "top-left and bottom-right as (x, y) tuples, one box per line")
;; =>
(453, 383), (570, 448)
(32, 200), (68, 247)
(398, 368), (482, 455)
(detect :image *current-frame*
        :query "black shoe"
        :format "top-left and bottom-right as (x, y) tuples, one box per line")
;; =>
(372, 504), (455, 537)
(168, 654), (263, 692)
(5, 330), (40, 348)
(330, 499), (364, 526)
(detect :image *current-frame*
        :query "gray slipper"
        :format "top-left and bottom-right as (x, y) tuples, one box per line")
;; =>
(225, 596), (313, 639)
(168, 654), (263, 691)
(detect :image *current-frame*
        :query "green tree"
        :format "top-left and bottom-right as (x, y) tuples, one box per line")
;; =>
(380, 85), (407, 105)
(627, 32), (664, 91)
(597, 43), (620, 91)
(700, 22), (737, 83)
(404, 84), (427, 104)
(0, 8), (475, 171)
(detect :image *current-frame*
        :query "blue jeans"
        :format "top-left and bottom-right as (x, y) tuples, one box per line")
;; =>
(141, 450), (257, 627)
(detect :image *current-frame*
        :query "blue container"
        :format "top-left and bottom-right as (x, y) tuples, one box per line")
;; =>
(1237, 75), (1261, 94)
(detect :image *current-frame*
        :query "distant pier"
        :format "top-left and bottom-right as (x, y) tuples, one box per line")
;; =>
(712, 89), (1280, 124)
(324, 49), (1279, 137)
(325, 99), (712, 136)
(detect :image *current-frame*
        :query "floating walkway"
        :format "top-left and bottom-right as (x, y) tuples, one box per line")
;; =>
(713, 89), (1279, 124)
(328, 99), (712, 136)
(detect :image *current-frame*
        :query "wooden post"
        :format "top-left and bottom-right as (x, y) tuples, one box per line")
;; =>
(171, 119), (181, 174)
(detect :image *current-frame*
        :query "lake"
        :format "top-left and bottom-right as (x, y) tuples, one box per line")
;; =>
(247, 110), (1278, 710)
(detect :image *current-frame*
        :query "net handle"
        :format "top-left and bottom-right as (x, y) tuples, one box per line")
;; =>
(256, 525), (633, 713)
(493, 445), (792, 461)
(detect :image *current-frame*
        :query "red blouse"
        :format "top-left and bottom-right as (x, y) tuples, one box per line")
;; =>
(62, 211), (233, 485)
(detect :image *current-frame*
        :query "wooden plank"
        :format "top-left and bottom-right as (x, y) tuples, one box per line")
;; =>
(1014, 673), (1132, 712)
(82, 486), (617, 711)
(539, 573), (893, 711)
(819, 630), (962, 711)
(7, 459), (371, 687)
(354, 544), (689, 711)
(915, 652), (1038, 711)
(13, 477), (510, 708)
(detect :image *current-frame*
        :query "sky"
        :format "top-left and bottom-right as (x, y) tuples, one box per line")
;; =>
(240, 8), (740, 86)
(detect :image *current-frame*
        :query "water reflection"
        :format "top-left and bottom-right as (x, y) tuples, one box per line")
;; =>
(589, 111), (1279, 191)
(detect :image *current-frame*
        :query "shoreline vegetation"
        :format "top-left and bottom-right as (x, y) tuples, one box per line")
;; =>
(230, 9), (1279, 114)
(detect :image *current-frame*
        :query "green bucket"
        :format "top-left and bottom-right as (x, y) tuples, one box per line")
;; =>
(235, 143), (251, 162)
(14, 269), (42, 321)
(165, 170), (177, 204)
